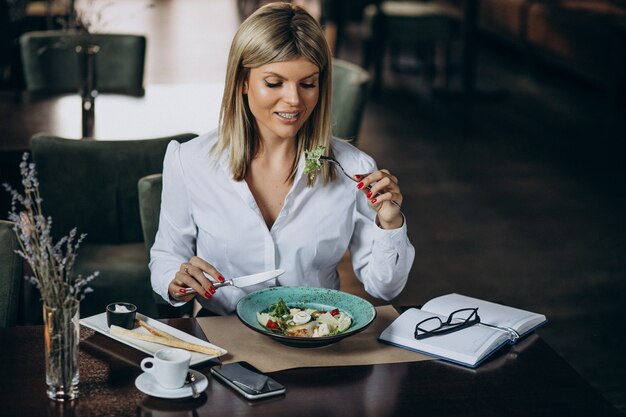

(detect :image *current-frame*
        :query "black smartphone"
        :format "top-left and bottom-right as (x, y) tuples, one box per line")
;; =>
(210, 361), (286, 400)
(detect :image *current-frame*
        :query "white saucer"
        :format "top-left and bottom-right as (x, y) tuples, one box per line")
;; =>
(135, 369), (208, 399)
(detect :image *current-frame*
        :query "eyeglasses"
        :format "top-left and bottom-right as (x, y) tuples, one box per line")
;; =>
(414, 308), (480, 340)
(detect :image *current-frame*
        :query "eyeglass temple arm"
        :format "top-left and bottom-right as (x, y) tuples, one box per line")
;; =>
(478, 323), (520, 341)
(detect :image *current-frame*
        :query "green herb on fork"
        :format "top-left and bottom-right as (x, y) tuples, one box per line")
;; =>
(304, 145), (326, 181)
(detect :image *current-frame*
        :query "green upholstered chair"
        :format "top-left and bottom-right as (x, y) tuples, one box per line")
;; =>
(30, 133), (197, 319)
(138, 173), (193, 318)
(20, 30), (146, 95)
(0, 220), (23, 328)
(138, 174), (163, 263)
(331, 58), (371, 144)
(362, 1), (459, 92)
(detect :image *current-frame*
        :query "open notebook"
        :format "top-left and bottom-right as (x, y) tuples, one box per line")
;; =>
(379, 293), (547, 368)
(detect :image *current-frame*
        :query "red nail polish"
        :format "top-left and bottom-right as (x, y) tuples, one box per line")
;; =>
(366, 191), (372, 198)
(355, 174), (361, 179)
(205, 291), (211, 299)
(209, 287), (216, 294)
(371, 198), (377, 204)
(357, 182), (364, 189)
(218, 276), (225, 282)
(179, 288), (186, 294)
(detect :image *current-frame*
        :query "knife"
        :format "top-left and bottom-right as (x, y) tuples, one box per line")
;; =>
(184, 269), (284, 295)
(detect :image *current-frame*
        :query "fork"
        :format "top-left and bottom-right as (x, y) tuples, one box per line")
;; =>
(320, 156), (402, 209)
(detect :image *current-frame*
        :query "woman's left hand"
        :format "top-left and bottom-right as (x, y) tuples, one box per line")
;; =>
(355, 169), (404, 229)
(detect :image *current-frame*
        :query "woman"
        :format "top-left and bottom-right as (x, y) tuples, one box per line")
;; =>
(150, 3), (415, 315)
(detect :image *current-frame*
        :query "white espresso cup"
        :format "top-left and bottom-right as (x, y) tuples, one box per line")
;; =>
(140, 348), (191, 389)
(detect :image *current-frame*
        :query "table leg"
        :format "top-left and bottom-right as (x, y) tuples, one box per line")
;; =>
(461, 0), (478, 94)
(78, 44), (99, 139)
(434, 0), (508, 101)
(81, 96), (95, 139)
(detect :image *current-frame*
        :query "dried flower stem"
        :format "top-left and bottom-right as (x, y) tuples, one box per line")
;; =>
(3, 153), (98, 309)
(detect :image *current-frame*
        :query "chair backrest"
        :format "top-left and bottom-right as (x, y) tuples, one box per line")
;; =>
(138, 172), (193, 317)
(20, 30), (146, 95)
(30, 133), (197, 245)
(137, 173), (163, 260)
(0, 220), (23, 328)
(331, 58), (370, 144)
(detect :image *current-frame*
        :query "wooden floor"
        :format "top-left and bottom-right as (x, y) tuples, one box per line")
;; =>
(351, 46), (626, 414)
(1, 0), (624, 413)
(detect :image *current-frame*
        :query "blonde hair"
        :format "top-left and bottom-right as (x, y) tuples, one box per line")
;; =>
(213, 2), (334, 186)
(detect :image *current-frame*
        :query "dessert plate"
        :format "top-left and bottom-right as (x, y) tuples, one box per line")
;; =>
(80, 312), (226, 366)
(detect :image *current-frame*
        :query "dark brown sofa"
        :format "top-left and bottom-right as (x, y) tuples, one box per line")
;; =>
(439, 0), (626, 98)
(524, 0), (626, 97)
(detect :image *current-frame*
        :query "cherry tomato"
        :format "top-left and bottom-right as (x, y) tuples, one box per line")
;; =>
(330, 308), (340, 317)
(266, 319), (278, 329)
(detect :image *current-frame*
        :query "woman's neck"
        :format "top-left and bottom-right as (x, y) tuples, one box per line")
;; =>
(254, 135), (297, 170)
(246, 136), (297, 229)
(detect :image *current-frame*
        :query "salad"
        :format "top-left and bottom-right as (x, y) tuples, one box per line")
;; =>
(303, 145), (326, 181)
(256, 298), (352, 338)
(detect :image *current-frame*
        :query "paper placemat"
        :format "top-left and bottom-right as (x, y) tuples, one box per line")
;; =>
(197, 305), (433, 373)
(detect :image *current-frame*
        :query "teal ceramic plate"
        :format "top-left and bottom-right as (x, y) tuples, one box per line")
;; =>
(236, 287), (377, 348)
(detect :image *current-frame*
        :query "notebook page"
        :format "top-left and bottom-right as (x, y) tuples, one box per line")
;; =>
(422, 293), (546, 335)
(379, 308), (509, 366)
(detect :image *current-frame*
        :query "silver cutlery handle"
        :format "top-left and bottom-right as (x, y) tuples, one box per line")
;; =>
(213, 280), (232, 290)
(187, 372), (199, 398)
(183, 280), (231, 295)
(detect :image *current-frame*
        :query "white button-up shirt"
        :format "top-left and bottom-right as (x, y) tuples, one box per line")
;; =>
(150, 130), (415, 315)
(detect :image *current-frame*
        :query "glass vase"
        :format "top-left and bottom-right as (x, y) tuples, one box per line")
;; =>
(43, 299), (80, 401)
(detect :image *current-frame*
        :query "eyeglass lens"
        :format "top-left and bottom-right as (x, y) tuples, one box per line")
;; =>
(415, 308), (479, 340)
(416, 316), (443, 333)
(446, 308), (478, 324)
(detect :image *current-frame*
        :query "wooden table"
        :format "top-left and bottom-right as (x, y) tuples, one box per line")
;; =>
(0, 318), (620, 417)
(0, 83), (223, 151)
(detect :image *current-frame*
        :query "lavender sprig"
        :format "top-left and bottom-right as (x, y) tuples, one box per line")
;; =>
(3, 153), (98, 309)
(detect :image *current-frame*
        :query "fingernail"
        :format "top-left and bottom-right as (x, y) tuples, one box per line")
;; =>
(357, 182), (364, 189)
(366, 191), (372, 198)
(355, 174), (361, 179)
(179, 288), (186, 294)
(209, 287), (216, 294)
(218, 276), (225, 282)
(205, 291), (211, 299)
(371, 198), (377, 204)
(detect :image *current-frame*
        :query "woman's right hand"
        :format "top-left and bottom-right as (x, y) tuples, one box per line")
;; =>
(168, 256), (226, 302)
